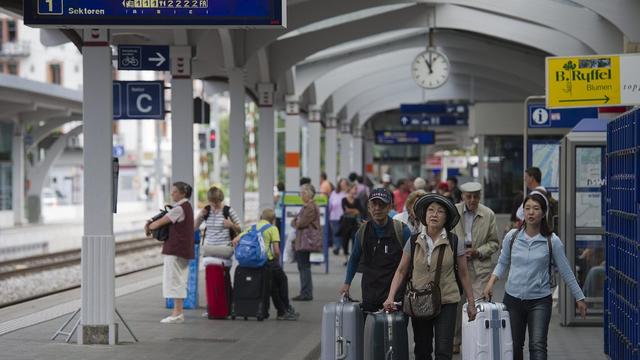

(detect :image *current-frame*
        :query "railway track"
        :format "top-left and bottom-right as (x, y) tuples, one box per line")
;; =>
(0, 238), (161, 280)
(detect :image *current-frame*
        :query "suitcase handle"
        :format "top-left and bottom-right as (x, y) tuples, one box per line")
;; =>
(336, 336), (349, 360)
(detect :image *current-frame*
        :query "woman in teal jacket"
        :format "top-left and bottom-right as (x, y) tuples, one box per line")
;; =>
(484, 191), (587, 360)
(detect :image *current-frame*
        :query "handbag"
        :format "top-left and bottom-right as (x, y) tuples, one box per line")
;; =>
(298, 224), (323, 252)
(150, 205), (172, 242)
(403, 240), (445, 319)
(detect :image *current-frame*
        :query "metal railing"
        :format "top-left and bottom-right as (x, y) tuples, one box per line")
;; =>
(0, 41), (31, 57)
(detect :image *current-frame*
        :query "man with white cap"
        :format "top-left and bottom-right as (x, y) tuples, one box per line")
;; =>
(451, 181), (499, 353)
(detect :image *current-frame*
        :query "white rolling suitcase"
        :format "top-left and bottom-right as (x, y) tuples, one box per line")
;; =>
(462, 300), (513, 360)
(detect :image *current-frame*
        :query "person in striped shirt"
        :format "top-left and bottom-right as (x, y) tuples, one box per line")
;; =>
(195, 186), (242, 254)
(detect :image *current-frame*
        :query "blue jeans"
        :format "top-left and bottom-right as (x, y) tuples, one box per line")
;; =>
(295, 250), (313, 298)
(330, 220), (342, 251)
(503, 292), (552, 360)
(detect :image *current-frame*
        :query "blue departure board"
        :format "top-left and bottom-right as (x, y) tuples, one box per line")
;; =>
(24, 0), (284, 27)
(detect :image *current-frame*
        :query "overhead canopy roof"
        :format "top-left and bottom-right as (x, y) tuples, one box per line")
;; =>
(3, 0), (638, 134)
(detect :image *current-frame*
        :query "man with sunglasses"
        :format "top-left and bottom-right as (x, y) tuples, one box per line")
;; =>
(451, 181), (499, 353)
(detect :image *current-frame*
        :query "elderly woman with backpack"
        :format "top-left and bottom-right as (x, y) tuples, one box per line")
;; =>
(483, 191), (587, 360)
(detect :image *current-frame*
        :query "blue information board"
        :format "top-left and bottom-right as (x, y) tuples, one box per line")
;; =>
(400, 114), (467, 127)
(118, 45), (169, 71)
(375, 131), (435, 145)
(25, 0), (284, 27)
(528, 104), (598, 128)
(399, 103), (468, 127)
(113, 81), (165, 120)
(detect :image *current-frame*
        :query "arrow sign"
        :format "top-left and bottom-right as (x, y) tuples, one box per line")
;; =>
(118, 45), (170, 71)
(559, 95), (610, 103)
(148, 52), (166, 67)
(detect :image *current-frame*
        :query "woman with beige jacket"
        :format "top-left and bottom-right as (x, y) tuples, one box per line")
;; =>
(384, 194), (477, 360)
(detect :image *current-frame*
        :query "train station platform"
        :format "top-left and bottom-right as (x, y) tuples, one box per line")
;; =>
(0, 253), (605, 360)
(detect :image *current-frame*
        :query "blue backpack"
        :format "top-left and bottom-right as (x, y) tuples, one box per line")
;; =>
(235, 223), (270, 268)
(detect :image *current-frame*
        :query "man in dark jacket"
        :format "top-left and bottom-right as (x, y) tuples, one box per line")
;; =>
(340, 188), (411, 313)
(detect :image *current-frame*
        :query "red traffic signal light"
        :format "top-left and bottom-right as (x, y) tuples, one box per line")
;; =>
(209, 130), (216, 149)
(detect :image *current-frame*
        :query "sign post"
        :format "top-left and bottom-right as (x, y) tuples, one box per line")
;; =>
(546, 53), (640, 108)
(118, 45), (169, 71)
(113, 81), (165, 120)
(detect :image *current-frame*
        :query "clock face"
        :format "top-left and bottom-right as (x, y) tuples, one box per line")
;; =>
(411, 49), (450, 89)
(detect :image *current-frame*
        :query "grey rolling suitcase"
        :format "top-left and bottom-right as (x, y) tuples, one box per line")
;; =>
(321, 297), (364, 360)
(363, 310), (409, 360)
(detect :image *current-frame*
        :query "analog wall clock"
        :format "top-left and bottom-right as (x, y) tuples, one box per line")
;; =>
(411, 48), (450, 89)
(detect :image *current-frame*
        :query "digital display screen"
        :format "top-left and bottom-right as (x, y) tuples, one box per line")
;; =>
(375, 131), (435, 145)
(24, 0), (284, 27)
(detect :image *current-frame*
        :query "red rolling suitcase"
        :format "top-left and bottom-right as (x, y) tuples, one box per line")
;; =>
(205, 264), (232, 319)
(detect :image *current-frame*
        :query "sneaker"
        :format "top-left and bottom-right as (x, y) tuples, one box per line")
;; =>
(452, 344), (460, 354)
(277, 312), (299, 321)
(287, 306), (300, 316)
(160, 313), (184, 324)
(332, 248), (340, 255)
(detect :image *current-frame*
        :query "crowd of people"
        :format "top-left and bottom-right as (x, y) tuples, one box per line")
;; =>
(144, 167), (588, 360)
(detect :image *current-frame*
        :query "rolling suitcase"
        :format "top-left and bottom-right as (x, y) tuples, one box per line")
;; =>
(363, 310), (409, 360)
(321, 297), (364, 360)
(205, 264), (232, 319)
(231, 266), (270, 321)
(462, 300), (513, 360)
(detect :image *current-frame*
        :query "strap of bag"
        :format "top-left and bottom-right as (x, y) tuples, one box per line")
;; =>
(433, 245), (445, 288)
(392, 220), (404, 248)
(258, 223), (272, 233)
(406, 233), (419, 282)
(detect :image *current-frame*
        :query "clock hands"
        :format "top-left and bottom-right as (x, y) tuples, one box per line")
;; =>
(423, 54), (433, 74)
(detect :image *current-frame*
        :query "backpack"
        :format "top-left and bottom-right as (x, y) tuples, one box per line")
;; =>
(357, 219), (405, 252)
(508, 229), (557, 289)
(235, 223), (270, 268)
(202, 205), (238, 240)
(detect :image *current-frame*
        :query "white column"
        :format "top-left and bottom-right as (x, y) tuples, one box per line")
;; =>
(228, 68), (245, 222)
(364, 137), (375, 179)
(325, 116), (338, 184)
(339, 121), (353, 179)
(352, 126), (363, 176)
(257, 83), (275, 212)
(170, 77), (194, 188)
(308, 107), (321, 188)
(301, 115), (309, 177)
(12, 120), (25, 225)
(154, 121), (164, 209)
(79, 29), (115, 345)
(285, 95), (300, 191)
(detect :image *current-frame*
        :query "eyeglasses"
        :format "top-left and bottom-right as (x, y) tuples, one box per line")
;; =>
(426, 208), (447, 216)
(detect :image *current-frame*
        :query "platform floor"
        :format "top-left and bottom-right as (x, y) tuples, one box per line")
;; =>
(0, 253), (606, 360)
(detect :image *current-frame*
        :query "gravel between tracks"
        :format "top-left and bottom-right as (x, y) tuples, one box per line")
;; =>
(0, 247), (162, 306)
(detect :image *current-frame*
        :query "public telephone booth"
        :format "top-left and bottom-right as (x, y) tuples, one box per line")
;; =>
(559, 118), (607, 326)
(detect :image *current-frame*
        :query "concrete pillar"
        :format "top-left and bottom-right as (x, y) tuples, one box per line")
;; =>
(285, 95), (300, 191)
(154, 120), (164, 209)
(12, 120), (25, 225)
(308, 107), (321, 188)
(301, 115), (309, 177)
(364, 136), (375, 179)
(325, 116), (338, 184)
(170, 80), (194, 188)
(228, 68), (245, 221)
(257, 83), (275, 211)
(79, 29), (115, 345)
(339, 121), (353, 179)
(352, 126), (363, 176)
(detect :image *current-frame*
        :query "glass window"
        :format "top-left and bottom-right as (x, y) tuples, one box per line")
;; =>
(48, 63), (62, 85)
(7, 20), (17, 42)
(7, 62), (18, 75)
(483, 136), (523, 214)
(0, 122), (13, 210)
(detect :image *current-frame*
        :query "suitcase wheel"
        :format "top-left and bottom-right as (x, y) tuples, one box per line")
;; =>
(244, 317), (248, 321)
(257, 315), (264, 322)
(231, 315), (236, 320)
(502, 319), (506, 328)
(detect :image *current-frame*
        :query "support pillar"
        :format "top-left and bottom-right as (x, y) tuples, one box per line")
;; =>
(308, 107), (321, 188)
(257, 83), (275, 212)
(339, 121), (353, 179)
(79, 29), (115, 345)
(170, 46), (194, 190)
(285, 95), (300, 191)
(325, 116), (338, 184)
(228, 68), (246, 221)
(364, 135), (375, 179)
(352, 126), (363, 176)
(12, 120), (25, 225)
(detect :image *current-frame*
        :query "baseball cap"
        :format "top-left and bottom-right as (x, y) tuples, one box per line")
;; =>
(369, 187), (392, 204)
